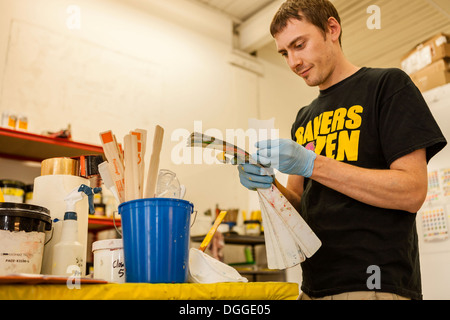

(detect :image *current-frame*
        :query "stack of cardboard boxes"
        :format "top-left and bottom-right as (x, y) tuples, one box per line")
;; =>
(401, 33), (450, 92)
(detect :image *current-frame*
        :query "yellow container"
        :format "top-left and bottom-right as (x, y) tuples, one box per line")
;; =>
(40, 157), (79, 176)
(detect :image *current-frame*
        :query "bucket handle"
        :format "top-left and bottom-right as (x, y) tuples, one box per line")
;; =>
(45, 227), (54, 245)
(112, 211), (122, 237)
(112, 209), (198, 237)
(191, 210), (197, 228)
(44, 219), (58, 245)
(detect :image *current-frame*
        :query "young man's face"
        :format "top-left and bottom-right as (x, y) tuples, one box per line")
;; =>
(275, 17), (337, 90)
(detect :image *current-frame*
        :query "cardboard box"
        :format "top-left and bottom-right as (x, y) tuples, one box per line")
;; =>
(401, 33), (450, 75)
(410, 58), (450, 92)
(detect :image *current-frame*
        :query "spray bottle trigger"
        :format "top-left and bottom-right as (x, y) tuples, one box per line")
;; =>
(78, 184), (96, 215)
(93, 187), (102, 194)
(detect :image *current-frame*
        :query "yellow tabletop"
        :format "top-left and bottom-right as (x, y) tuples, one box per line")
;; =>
(0, 282), (299, 300)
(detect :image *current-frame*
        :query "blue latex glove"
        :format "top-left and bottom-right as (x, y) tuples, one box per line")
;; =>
(254, 139), (317, 178)
(237, 164), (273, 191)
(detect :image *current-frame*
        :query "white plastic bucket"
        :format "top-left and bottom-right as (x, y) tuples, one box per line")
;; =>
(92, 239), (125, 283)
(0, 203), (52, 275)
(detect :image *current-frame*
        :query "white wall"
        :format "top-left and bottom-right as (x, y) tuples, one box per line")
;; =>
(0, 0), (318, 239)
(418, 83), (450, 300)
(0, 0), (239, 231)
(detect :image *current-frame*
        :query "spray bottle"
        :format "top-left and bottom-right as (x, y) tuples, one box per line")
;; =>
(51, 184), (101, 276)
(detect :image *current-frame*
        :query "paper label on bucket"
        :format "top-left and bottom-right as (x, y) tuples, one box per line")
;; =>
(2, 187), (25, 203)
(0, 230), (45, 275)
(93, 249), (125, 283)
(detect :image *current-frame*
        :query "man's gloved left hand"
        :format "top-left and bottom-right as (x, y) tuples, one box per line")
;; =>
(254, 139), (317, 178)
(237, 163), (274, 191)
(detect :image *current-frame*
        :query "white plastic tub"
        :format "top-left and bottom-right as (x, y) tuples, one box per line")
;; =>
(0, 202), (52, 275)
(92, 239), (125, 283)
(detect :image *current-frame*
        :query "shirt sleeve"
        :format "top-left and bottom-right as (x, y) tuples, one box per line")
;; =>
(378, 70), (447, 166)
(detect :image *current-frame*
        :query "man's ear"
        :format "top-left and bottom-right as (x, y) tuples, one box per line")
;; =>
(326, 17), (341, 43)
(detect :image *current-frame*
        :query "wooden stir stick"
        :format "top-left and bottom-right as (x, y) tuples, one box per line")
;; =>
(144, 125), (164, 198)
(199, 211), (228, 252)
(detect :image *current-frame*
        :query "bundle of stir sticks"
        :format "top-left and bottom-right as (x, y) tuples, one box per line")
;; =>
(188, 132), (253, 164)
(188, 132), (322, 270)
(99, 125), (164, 204)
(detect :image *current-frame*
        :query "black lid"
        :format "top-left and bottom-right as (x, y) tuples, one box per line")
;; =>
(64, 211), (77, 221)
(85, 155), (104, 176)
(0, 202), (51, 227)
(0, 180), (26, 188)
(244, 220), (261, 225)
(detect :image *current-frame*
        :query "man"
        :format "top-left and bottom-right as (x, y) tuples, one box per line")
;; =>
(237, 0), (447, 300)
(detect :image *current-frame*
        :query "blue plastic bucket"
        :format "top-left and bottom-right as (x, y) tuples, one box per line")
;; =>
(118, 198), (194, 283)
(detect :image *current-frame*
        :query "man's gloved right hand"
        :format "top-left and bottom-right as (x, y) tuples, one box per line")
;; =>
(237, 164), (273, 191)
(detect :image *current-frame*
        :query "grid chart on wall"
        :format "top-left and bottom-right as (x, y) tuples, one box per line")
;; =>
(420, 168), (450, 247)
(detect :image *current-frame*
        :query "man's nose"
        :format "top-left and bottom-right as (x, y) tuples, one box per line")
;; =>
(288, 53), (303, 71)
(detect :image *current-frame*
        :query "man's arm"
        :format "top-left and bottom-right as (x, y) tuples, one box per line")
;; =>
(275, 175), (304, 212)
(257, 139), (428, 214)
(242, 139), (428, 213)
(307, 148), (428, 213)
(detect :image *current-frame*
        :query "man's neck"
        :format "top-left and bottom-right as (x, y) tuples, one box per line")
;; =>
(319, 57), (360, 91)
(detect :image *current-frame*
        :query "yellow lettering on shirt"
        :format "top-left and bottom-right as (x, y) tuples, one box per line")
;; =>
(293, 105), (364, 162)
(295, 126), (304, 146)
(336, 130), (360, 161)
(304, 120), (314, 144)
(346, 105), (363, 129)
(315, 136), (326, 156)
(325, 132), (338, 158)
(313, 114), (323, 140)
(331, 108), (347, 132)
(320, 111), (334, 135)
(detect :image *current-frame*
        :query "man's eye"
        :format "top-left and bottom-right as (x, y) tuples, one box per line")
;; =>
(296, 42), (304, 49)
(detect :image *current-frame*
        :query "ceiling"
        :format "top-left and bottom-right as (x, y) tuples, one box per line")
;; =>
(190, 0), (450, 68)
(189, 0), (277, 22)
(334, 0), (450, 68)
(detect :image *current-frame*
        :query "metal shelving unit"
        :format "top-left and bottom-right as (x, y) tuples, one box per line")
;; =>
(0, 127), (103, 162)
(0, 127), (113, 233)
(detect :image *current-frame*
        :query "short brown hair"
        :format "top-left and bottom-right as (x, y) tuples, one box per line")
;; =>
(270, 0), (342, 46)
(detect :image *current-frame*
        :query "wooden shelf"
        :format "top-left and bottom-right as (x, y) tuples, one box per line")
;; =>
(88, 215), (121, 232)
(191, 233), (265, 246)
(0, 128), (113, 233)
(0, 127), (103, 162)
(234, 267), (285, 276)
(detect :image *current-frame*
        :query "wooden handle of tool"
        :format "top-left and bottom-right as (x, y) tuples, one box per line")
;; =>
(124, 134), (140, 202)
(100, 131), (125, 203)
(273, 178), (286, 194)
(199, 211), (228, 252)
(144, 125), (164, 198)
(273, 178), (302, 212)
(133, 129), (147, 198)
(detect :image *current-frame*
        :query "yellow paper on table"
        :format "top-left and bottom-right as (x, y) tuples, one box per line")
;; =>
(0, 189), (4, 202)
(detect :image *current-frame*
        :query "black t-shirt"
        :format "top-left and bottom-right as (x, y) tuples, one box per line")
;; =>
(291, 67), (447, 300)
